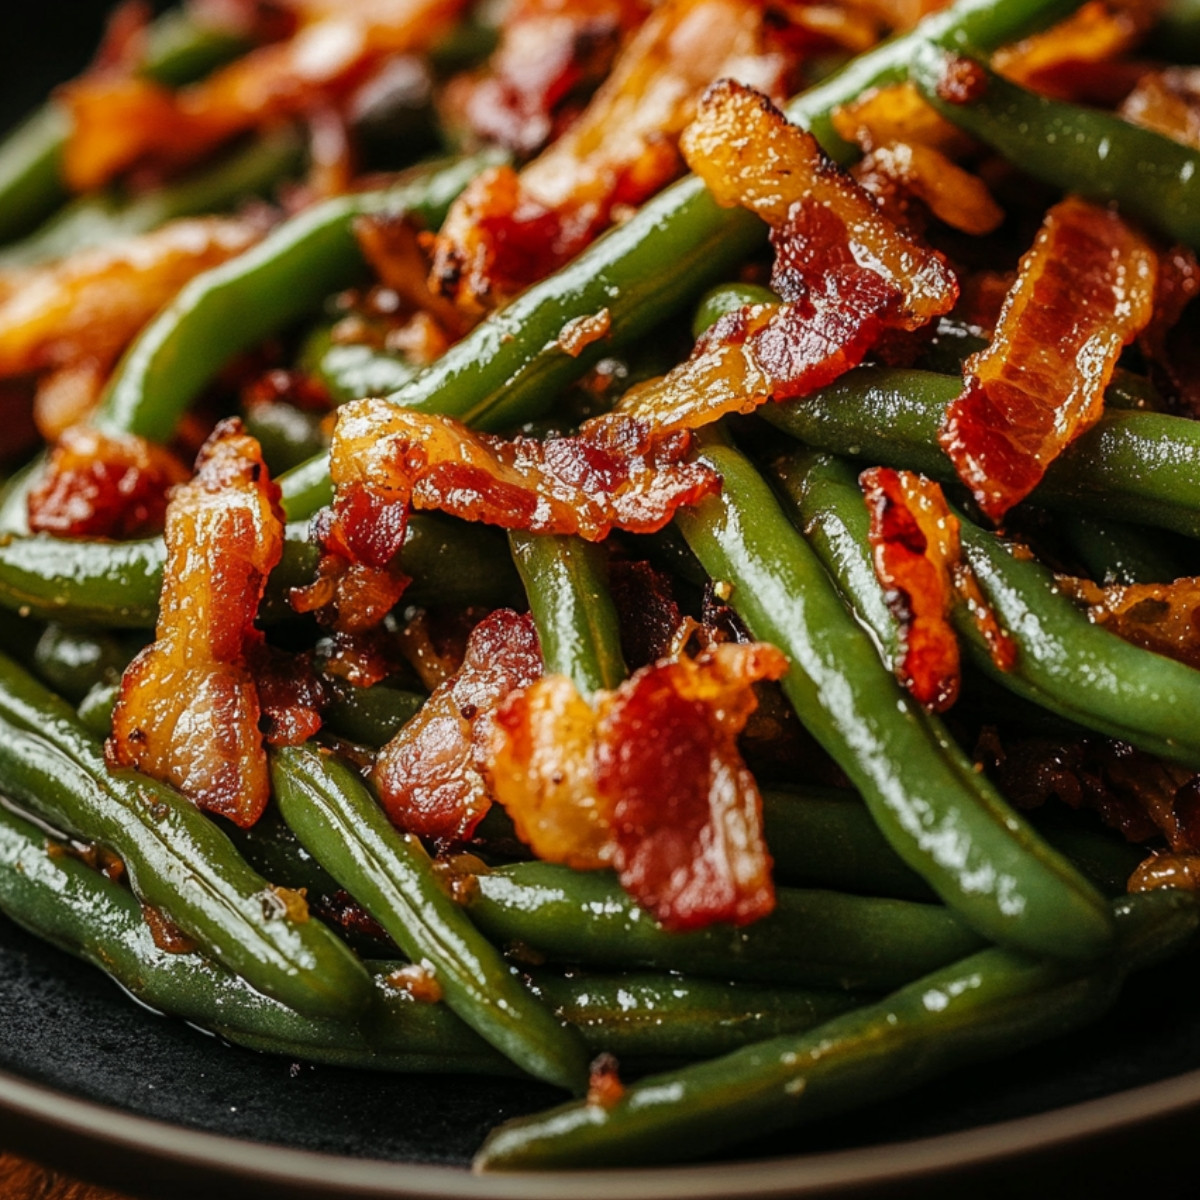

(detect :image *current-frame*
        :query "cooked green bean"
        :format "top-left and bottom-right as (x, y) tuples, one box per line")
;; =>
(1060, 514), (1189, 586)
(30, 623), (138, 703)
(272, 745), (591, 1092)
(475, 889), (1200, 1170)
(323, 681), (425, 748)
(0, 649), (371, 1019)
(676, 437), (1114, 961)
(468, 862), (984, 991)
(299, 327), (421, 406)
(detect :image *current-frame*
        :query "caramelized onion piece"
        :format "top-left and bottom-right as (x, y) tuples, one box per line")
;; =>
(27, 425), (189, 539)
(0, 216), (264, 379)
(939, 197), (1157, 523)
(328, 400), (720, 542)
(430, 0), (793, 310)
(372, 610), (542, 846)
(861, 467), (962, 712)
(107, 419), (284, 827)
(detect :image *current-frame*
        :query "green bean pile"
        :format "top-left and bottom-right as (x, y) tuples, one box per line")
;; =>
(3, 0), (1200, 1176)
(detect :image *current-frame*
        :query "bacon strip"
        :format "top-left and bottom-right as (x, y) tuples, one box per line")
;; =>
(606, 80), (956, 434)
(430, 0), (794, 311)
(27, 425), (188, 539)
(490, 642), (785, 931)
(1122, 68), (1200, 150)
(861, 467), (962, 712)
(62, 0), (467, 190)
(327, 400), (721, 541)
(107, 420), (284, 827)
(372, 610), (542, 846)
(939, 197), (1157, 523)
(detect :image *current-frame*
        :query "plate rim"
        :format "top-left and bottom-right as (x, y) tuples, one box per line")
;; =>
(5, 1061), (1200, 1199)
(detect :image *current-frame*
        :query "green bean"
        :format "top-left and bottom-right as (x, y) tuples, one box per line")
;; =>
(30, 623), (138, 703)
(272, 744), (591, 1092)
(96, 153), (501, 443)
(299, 326), (420, 406)
(468, 862), (983, 991)
(323, 680), (425, 748)
(691, 283), (779, 340)
(1060, 514), (1189, 586)
(762, 367), (1200, 538)
(676, 437), (1114, 961)
(241, 398), (328, 476)
(0, 129), (303, 269)
(0, 515), (519, 629)
(0, 649), (371, 1019)
(911, 45), (1200, 249)
(510, 533), (627, 696)
(0, 11), (251, 245)
(76, 680), (118, 739)
(475, 889), (1200, 1170)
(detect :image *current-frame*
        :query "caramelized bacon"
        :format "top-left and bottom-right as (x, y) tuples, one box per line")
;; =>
(861, 467), (962, 712)
(107, 420), (284, 827)
(327, 399), (720, 543)
(27, 425), (189, 539)
(0, 216), (264, 379)
(252, 644), (326, 745)
(372, 610), (542, 846)
(430, 0), (794, 310)
(831, 81), (975, 156)
(444, 0), (651, 156)
(1122, 68), (1200, 149)
(939, 197), (1157, 523)
(62, 0), (468, 190)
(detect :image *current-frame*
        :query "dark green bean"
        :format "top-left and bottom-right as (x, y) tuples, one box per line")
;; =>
(510, 533), (627, 696)
(96, 154), (501, 442)
(475, 889), (1200, 1170)
(0, 650), (371, 1019)
(76, 680), (118, 739)
(241, 398), (328, 476)
(912, 45), (1200, 248)
(762, 367), (1200, 538)
(30, 623), (138, 703)
(272, 744), (591, 1092)
(0, 515), (519, 629)
(676, 437), (1114, 961)
(299, 327), (420, 406)
(468, 862), (984, 992)
(323, 680), (425, 748)
(1060, 514), (1189, 586)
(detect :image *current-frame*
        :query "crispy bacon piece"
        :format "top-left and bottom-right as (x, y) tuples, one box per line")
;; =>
(328, 399), (720, 542)
(861, 468), (962, 711)
(0, 215), (264, 381)
(490, 642), (786, 931)
(444, 0), (651, 156)
(253, 644), (326, 745)
(607, 81), (956, 434)
(430, 0), (794, 310)
(27, 425), (189, 539)
(831, 81), (975, 156)
(372, 610), (542, 846)
(62, 0), (468, 190)
(1122, 68), (1200, 149)
(939, 197), (1157, 523)
(107, 420), (284, 827)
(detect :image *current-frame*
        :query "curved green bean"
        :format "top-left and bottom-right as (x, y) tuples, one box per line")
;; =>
(299, 327), (420, 406)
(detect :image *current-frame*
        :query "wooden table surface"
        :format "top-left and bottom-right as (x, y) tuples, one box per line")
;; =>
(0, 1153), (131, 1200)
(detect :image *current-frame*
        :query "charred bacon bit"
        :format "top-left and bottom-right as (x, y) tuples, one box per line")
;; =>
(252, 644), (326, 746)
(1122, 68), (1200, 149)
(586, 1053), (626, 1108)
(596, 642), (785, 931)
(831, 81), (975, 157)
(430, 0), (795, 311)
(558, 308), (613, 358)
(609, 559), (683, 669)
(0, 215), (264, 380)
(372, 610), (542, 846)
(107, 419), (284, 828)
(489, 674), (612, 870)
(939, 197), (1157, 523)
(1058, 575), (1200, 672)
(329, 400), (721, 542)
(443, 0), (651, 156)
(62, 0), (468, 190)
(27, 425), (189, 539)
(1138, 244), (1200, 417)
(860, 467), (962, 712)
(681, 79), (957, 329)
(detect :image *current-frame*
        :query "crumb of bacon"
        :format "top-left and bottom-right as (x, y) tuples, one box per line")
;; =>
(490, 642), (786, 932)
(939, 196), (1157, 523)
(27, 425), (189, 539)
(586, 1053), (626, 1108)
(61, 0), (469, 191)
(106, 419), (285, 828)
(372, 610), (542, 846)
(429, 0), (796, 312)
(605, 79), (957, 435)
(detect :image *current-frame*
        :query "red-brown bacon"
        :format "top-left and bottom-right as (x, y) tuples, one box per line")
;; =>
(939, 197), (1157, 523)
(490, 642), (786, 931)
(429, 0), (794, 311)
(327, 399), (721, 542)
(107, 420), (284, 827)
(606, 80), (956, 433)
(372, 610), (542, 846)
(27, 425), (189, 539)
(1122, 68), (1200, 149)
(861, 467), (962, 712)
